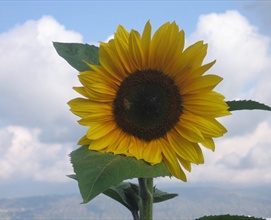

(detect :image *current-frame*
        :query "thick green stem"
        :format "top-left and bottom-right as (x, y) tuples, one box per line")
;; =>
(138, 178), (153, 220)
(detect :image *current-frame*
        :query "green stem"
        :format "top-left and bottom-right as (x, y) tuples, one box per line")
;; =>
(138, 178), (153, 220)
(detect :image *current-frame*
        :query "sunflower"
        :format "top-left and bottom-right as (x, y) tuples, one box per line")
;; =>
(68, 21), (230, 181)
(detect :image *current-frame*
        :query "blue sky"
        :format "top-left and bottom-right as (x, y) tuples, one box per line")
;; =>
(0, 1), (255, 41)
(1, 1), (271, 199)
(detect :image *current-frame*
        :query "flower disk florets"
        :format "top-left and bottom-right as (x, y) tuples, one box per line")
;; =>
(114, 69), (182, 142)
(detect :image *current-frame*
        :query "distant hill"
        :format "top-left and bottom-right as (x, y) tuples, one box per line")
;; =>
(0, 186), (270, 219)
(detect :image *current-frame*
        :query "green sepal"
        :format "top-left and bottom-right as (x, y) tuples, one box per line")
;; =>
(69, 146), (171, 203)
(196, 214), (265, 220)
(53, 42), (99, 72)
(226, 100), (271, 111)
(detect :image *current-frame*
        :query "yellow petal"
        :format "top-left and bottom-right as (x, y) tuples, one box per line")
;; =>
(181, 73), (221, 95)
(97, 43), (127, 82)
(68, 98), (112, 118)
(83, 86), (115, 102)
(78, 135), (91, 145)
(114, 35), (134, 73)
(191, 60), (216, 77)
(79, 70), (119, 90)
(182, 41), (207, 68)
(173, 52), (214, 85)
(68, 98), (111, 111)
(181, 114), (228, 137)
(83, 63), (119, 86)
(141, 20), (151, 67)
(128, 138), (144, 160)
(175, 121), (205, 143)
(73, 86), (89, 98)
(89, 129), (120, 151)
(162, 29), (185, 75)
(87, 121), (116, 140)
(161, 139), (187, 181)
(142, 139), (163, 165)
(149, 22), (170, 69)
(78, 113), (113, 125)
(159, 22), (183, 66)
(116, 25), (129, 42)
(177, 156), (192, 172)
(182, 92), (230, 117)
(167, 129), (203, 164)
(200, 137), (215, 151)
(109, 131), (133, 155)
(129, 30), (143, 69)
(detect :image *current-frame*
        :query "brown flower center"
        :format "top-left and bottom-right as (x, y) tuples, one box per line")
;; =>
(113, 69), (182, 141)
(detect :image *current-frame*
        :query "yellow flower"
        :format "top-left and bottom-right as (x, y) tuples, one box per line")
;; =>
(68, 21), (230, 181)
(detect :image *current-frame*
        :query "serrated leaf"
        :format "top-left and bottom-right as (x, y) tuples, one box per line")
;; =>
(226, 100), (271, 111)
(70, 146), (171, 203)
(53, 42), (99, 72)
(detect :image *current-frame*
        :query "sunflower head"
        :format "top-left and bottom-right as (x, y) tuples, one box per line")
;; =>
(68, 21), (230, 181)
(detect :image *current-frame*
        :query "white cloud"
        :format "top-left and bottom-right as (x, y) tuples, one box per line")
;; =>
(189, 121), (271, 185)
(87, 34), (114, 46)
(188, 10), (271, 101)
(0, 16), (85, 184)
(182, 10), (271, 185)
(0, 15), (84, 142)
(0, 126), (73, 183)
(105, 34), (114, 42)
(157, 122), (271, 186)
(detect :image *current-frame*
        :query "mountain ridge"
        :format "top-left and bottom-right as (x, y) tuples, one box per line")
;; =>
(0, 186), (270, 219)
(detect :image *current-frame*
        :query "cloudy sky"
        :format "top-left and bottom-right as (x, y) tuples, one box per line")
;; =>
(1, 1), (271, 198)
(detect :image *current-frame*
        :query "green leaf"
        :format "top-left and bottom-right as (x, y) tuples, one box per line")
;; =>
(226, 100), (271, 111)
(153, 186), (178, 203)
(196, 214), (265, 220)
(103, 182), (139, 215)
(53, 42), (99, 72)
(102, 182), (178, 217)
(69, 146), (171, 203)
(66, 174), (77, 180)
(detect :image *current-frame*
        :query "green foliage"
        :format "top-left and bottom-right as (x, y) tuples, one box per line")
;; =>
(103, 182), (140, 214)
(227, 100), (271, 111)
(53, 42), (99, 72)
(152, 186), (178, 203)
(196, 215), (265, 220)
(69, 146), (171, 203)
(103, 182), (178, 218)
